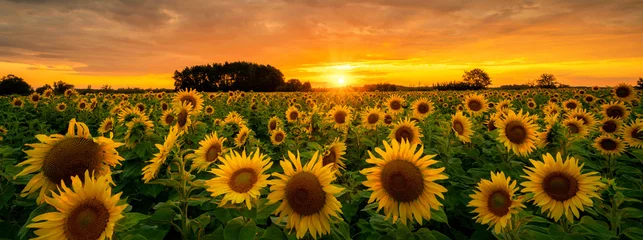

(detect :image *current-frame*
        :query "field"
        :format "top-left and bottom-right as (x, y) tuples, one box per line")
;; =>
(1, 86), (642, 240)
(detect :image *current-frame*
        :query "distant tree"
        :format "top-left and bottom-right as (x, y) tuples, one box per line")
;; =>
(637, 77), (643, 89)
(87, 85), (92, 90)
(301, 81), (312, 92)
(35, 84), (53, 94)
(536, 73), (557, 88)
(53, 81), (74, 95)
(0, 74), (32, 95)
(462, 68), (491, 89)
(101, 85), (112, 91)
(173, 61), (286, 92)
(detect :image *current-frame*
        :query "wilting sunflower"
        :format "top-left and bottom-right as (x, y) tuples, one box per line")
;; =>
(14, 119), (124, 203)
(599, 118), (622, 135)
(173, 88), (204, 113)
(117, 107), (146, 124)
(56, 103), (67, 112)
(411, 98), (434, 119)
(268, 151), (343, 239)
(174, 101), (193, 134)
(98, 117), (115, 135)
(361, 107), (384, 129)
(562, 99), (581, 111)
(321, 138), (346, 173)
(452, 111), (473, 143)
(386, 95), (405, 115)
(285, 106), (300, 123)
(567, 108), (596, 128)
(468, 172), (525, 234)
(389, 117), (423, 145)
(563, 118), (588, 137)
(125, 117), (154, 148)
(593, 134), (625, 156)
(613, 83), (636, 102)
(328, 105), (352, 129)
(268, 116), (282, 132)
(495, 110), (538, 156)
(601, 101), (629, 119)
(204, 105), (215, 115)
(361, 140), (448, 225)
(623, 119), (643, 148)
(270, 128), (287, 146)
(464, 94), (488, 115)
(27, 171), (127, 240)
(160, 110), (176, 126)
(11, 97), (24, 108)
(142, 126), (181, 183)
(206, 149), (271, 209)
(190, 132), (227, 172)
(521, 153), (604, 222)
(234, 126), (251, 148)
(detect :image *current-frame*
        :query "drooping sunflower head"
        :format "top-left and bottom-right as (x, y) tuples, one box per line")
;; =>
(464, 94), (488, 115)
(623, 119), (643, 148)
(270, 128), (287, 146)
(205, 105), (215, 115)
(563, 117), (588, 137)
(386, 95), (405, 114)
(361, 107), (384, 129)
(206, 149), (272, 209)
(98, 117), (115, 135)
(14, 119), (124, 203)
(160, 110), (176, 126)
(468, 171), (525, 234)
(389, 117), (424, 145)
(56, 103), (67, 112)
(328, 105), (352, 129)
(223, 111), (247, 129)
(27, 171), (127, 240)
(613, 83), (636, 102)
(593, 134), (624, 156)
(173, 101), (194, 134)
(268, 151), (344, 239)
(495, 110), (538, 156)
(521, 152), (604, 222)
(411, 98), (434, 118)
(234, 126), (251, 148)
(562, 99), (580, 111)
(173, 88), (204, 113)
(268, 116), (282, 132)
(285, 106), (300, 123)
(601, 101), (629, 119)
(361, 140), (448, 225)
(142, 126), (181, 183)
(452, 111), (473, 143)
(599, 118), (622, 134)
(125, 117), (154, 148)
(321, 138), (347, 173)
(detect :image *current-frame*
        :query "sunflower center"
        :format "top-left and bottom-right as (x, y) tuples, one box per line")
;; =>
(586, 96), (593, 102)
(602, 121), (617, 133)
(228, 168), (257, 193)
(104, 121), (113, 131)
(205, 144), (221, 162)
(394, 126), (414, 143)
(384, 115), (393, 124)
(543, 173), (578, 201)
(322, 150), (337, 166)
(528, 102), (535, 107)
(165, 115), (175, 125)
(58, 105), (65, 110)
(615, 87), (630, 98)
(32, 95), (39, 101)
(285, 172), (326, 216)
(468, 100), (482, 111)
(180, 95), (197, 108)
(566, 102), (577, 109)
(161, 103), (168, 111)
(380, 160), (424, 203)
(632, 127), (643, 140)
(453, 121), (465, 135)
(289, 111), (299, 120)
(137, 105), (145, 112)
(334, 111), (347, 124)
(274, 132), (284, 142)
(574, 116), (589, 126)
(487, 190), (511, 217)
(599, 138), (618, 151)
(417, 103), (430, 114)
(505, 121), (527, 144)
(367, 113), (379, 124)
(43, 137), (103, 186)
(177, 109), (188, 127)
(605, 106), (624, 118)
(79, 102), (86, 109)
(487, 119), (497, 131)
(207, 107), (213, 114)
(567, 123), (580, 134)
(390, 101), (401, 110)
(65, 199), (110, 240)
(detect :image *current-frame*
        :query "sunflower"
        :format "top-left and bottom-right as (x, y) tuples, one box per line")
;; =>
(593, 134), (625, 156)
(527, 101), (537, 109)
(204, 105), (215, 115)
(563, 117), (588, 137)
(27, 171), (127, 240)
(496, 100), (511, 112)
(328, 105), (352, 129)
(383, 113), (394, 125)
(189, 132), (228, 172)
(321, 138), (346, 173)
(268, 116), (282, 132)
(270, 128), (287, 146)
(613, 83), (636, 102)
(234, 126), (251, 148)
(11, 97), (24, 107)
(142, 126), (181, 183)
(98, 117), (115, 135)
(584, 95), (594, 103)
(56, 103), (67, 112)
(386, 95), (405, 115)
(601, 101), (629, 119)
(521, 153), (604, 222)
(495, 110), (538, 156)
(268, 151), (343, 239)
(174, 101), (193, 134)
(543, 103), (560, 117)
(160, 101), (169, 111)
(485, 112), (503, 131)
(389, 117), (423, 145)
(562, 99), (581, 111)
(285, 106), (300, 123)
(43, 88), (53, 98)
(223, 111), (247, 129)
(361, 107), (384, 129)
(173, 88), (204, 113)
(452, 111), (473, 143)
(117, 107), (146, 124)
(28, 93), (41, 105)
(77, 100), (89, 111)
(464, 94), (488, 115)
(135, 102), (146, 112)
(64, 89), (75, 97)
(567, 108), (596, 128)
(205, 149), (271, 209)
(411, 98), (434, 119)
(14, 119), (124, 203)
(468, 172), (525, 234)
(623, 119), (643, 148)
(361, 140), (448, 225)
(160, 110), (176, 126)
(599, 118), (622, 135)
(125, 117), (154, 148)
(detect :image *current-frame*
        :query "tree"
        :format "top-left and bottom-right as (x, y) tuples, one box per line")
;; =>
(35, 84), (52, 94)
(0, 74), (32, 95)
(173, 61), (286, 92)
(53, 81), (74, 95)
(536, 73), (557, 88)
(462, 68), (491, 89)
(637, 77), (643, 89)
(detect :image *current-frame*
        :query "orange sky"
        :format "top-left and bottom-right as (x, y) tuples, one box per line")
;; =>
(1, 0), (642, 89)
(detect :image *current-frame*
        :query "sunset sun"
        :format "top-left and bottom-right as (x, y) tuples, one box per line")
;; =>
(337, 76), (346, 86)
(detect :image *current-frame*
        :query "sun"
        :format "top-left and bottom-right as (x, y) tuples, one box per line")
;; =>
(337, 76), (346, 86)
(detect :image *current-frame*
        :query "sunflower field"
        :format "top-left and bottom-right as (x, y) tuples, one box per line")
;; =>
(1, 85), (643, 240)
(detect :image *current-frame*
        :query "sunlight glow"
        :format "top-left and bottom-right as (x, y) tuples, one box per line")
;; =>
(337, 76), (346, 86)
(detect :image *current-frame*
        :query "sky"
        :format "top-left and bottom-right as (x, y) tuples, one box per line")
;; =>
(0, 0), (642, 89)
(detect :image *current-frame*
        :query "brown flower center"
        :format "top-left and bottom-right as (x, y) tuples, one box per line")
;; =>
(602, 121), (617, 133)
(65, 199), (110, 240)
(574, 115), (590, 126)
(567, 123), (580, 134)
(367, 113), (379, 124)
(390, 100), (401, 110)
(32, 95), (39, 102)
(468, 100), (482, 111)
(417, 103), (430, 114)
(269, 120), (277, 131)
(334, 111), (347, 124)
(161, 103), (168, 111)
(137, 104), (145, 112)
(43, 137), (103, 186)
(180, 95), (197, 108)
(164, 114), (175, 125)
(542, 172), (579, 201)
(384, 114), (393, 124)
(228, 168), (257, 193)
(380, 160), (424, 203)
(285, 172), (326, 216)
(394, 126), (414, 143)
(453, 121), (465, 135)
(505, 121), (527, 144)
(274, 132), (284, 143)
(631, 127), (643, 140)
(205, 144), (221, 162)
(289, 111), (299, 121)
(322, 149), (337, 166)
(605, 106), (624, 118)
(487, 190), (511, 217)
(565, 102), (577, 109)
(615, 86), (631, 98)
(487, 119), (497, 131)
(104, 121), (113, 132)
(599, 138), (617, 151)
(177, 109), (188, 127)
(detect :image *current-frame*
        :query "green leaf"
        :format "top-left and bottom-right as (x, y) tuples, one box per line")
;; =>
(396, 225), (412, 240)
(214, 208), (233, 223)
(256, 199), (279, 221)
(261, 226), (286, 240)
(150, 207), (175, 222)
(623, 227), (643, 240)
(123, 234), (148, 240)
(369, 215), (394, 232)
(204, 227), (225, 240)
(430, 207), (449, 225)
(119, 212), (151, 229)
(239, 220), (257, 240)
(562, 233), (586, 240)
(18, 204), (55, 240)
(414, 228), (435, 240)
(224, 217), (245, 240)
(431, 230), (451, 240)
(548, 224), (566, 240)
